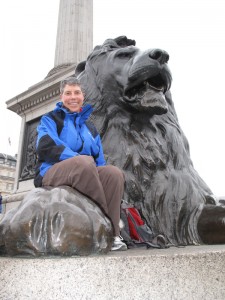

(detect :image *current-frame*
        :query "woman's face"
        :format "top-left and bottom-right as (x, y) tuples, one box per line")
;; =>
(60, 84), (84, 113)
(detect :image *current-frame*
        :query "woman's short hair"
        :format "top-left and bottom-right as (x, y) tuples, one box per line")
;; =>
(60, 76), (82, 94)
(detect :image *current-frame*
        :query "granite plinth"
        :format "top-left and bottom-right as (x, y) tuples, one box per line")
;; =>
(1, 245), (225, 300)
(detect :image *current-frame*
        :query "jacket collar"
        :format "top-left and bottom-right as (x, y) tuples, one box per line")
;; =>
(55, 102), (93, 123)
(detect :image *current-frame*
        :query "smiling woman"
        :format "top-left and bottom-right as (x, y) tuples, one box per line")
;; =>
(60, 77), (84, 113)
(31, 76), (128, 252)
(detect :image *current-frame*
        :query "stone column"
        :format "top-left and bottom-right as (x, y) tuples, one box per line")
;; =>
(54, 0), (93, 67)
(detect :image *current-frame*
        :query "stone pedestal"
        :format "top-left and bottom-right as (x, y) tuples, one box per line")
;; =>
(1, 245), (225, 299)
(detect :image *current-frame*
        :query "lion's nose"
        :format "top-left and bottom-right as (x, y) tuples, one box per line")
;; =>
(148, 49), (169, 64)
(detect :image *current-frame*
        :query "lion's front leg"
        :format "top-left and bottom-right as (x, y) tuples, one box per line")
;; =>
(132, 152), (143, 180)
(122, 149), (143, 180)
(197, 204), (225, 244)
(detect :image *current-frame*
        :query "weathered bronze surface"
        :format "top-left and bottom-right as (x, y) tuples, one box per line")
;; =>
(0, 186), (113, 256)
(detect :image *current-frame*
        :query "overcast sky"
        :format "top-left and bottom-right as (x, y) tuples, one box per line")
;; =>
(0, 0), (225, 196)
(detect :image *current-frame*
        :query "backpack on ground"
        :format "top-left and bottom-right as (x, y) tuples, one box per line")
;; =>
(120, 201), (168, 249)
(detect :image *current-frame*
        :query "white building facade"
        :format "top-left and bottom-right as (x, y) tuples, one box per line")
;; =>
(0, 153), (17, 197)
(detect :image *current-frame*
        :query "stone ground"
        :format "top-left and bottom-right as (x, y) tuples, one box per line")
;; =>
(1, 244), (225, 300)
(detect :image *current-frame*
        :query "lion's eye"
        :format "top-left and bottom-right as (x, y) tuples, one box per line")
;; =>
(116, 52), (134, 59)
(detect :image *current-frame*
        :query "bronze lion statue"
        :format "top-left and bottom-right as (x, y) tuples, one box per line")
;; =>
(75, 36), (225, 246)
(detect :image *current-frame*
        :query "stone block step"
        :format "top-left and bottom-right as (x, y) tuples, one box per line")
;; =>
(1, 245), (225, 299)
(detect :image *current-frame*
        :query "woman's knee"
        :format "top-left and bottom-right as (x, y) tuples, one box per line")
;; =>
(99, 165), (125, 183)
(109, 165), (124, 179)
(74, 155), (94, 166)
(73, 155), (97, 175)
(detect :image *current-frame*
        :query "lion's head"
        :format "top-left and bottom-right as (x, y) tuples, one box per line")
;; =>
(76, 36), (172, 116)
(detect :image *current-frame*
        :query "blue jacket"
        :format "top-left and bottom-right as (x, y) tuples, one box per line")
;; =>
(34, 102), (106, 187)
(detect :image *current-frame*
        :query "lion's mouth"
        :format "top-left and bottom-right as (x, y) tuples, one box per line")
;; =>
(125, 74), (167, 100)
(123, 74), (169, 115)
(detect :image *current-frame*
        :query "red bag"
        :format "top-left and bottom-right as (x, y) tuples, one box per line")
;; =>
(120, 202), (168, 249)
(126, 207), (144, 240)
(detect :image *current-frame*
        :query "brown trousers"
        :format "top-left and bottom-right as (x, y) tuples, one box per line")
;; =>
(42, 155), (124, 236)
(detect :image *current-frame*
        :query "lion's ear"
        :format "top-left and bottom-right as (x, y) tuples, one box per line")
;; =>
(75, 61), (86, 76)
(114, 36), (136, 47)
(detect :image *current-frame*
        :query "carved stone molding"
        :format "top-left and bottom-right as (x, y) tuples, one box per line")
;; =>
(6, 63), (76, 117)
(16, 88), (60, 115)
